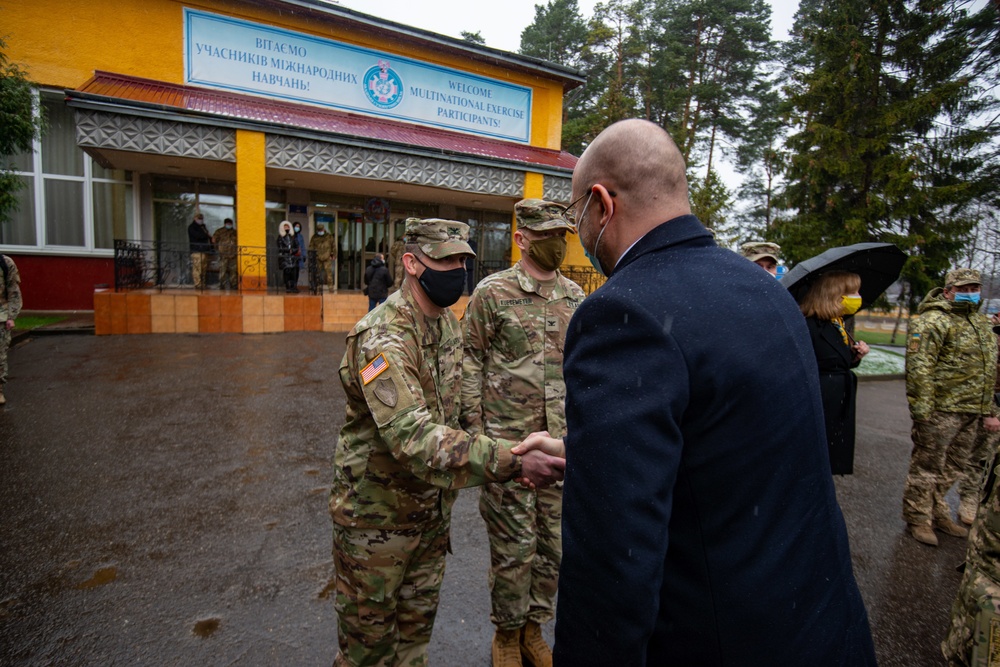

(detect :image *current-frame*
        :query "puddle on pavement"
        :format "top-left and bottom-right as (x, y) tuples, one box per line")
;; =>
(193, 617), (221, 638)
(75, 566), (117, 590)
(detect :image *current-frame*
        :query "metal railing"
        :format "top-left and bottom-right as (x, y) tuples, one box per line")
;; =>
(113, 240), (328, 294)
(561, 265), (606, 295)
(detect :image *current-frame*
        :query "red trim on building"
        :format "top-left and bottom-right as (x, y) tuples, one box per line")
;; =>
(9, 255), (114, 311)
(70, 72), (579, 171)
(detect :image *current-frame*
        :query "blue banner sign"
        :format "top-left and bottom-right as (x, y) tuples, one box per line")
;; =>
(184, 9), (532, 143)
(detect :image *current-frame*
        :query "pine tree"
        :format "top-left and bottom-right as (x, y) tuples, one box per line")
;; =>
(776, 0), (998, 303)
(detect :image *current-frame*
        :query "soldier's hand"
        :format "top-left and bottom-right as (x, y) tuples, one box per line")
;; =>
(512, 432), (565, 458)
(517, 450), (565, 489)
(984, 416), (1000, 433)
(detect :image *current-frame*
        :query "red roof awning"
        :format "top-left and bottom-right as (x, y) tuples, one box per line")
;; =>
(69, 71), (578, 173)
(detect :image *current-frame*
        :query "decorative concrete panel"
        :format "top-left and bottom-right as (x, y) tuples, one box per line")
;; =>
(267, 135), (524, 197)
(544, 176), (573, 203)
(75, 109), (235, 161)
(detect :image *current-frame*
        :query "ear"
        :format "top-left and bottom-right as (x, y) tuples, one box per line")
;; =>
(402, 252), (421, 277)
(592, 184), (615, 225)
(513, 229), (528, 252)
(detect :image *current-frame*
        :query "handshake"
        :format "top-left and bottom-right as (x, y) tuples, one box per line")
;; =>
(511, 432), (566, 489)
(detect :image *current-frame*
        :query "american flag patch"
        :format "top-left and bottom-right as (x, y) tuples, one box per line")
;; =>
(360, 353), (389, 385)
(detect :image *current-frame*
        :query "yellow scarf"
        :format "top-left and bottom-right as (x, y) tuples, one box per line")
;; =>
(831, 316), (852, 347)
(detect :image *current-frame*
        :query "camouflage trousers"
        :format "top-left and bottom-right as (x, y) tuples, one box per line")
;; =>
(217, 256), (238, 290)
(332, 520), (449, 667)
(0, 325), (9, 385)
(479, 480), (562, 630)
(190, 252), (209, 289)
(317, 259), (334, 288)
(903, 411), (983, 527)
(943, 449), (1000, 666)
(960, 426), (1000, 521)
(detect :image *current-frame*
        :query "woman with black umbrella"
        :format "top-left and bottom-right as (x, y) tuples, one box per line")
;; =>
(798, 270), (871, 475)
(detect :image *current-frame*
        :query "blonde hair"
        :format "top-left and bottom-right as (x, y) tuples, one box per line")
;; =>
(799, 271), (862, 320)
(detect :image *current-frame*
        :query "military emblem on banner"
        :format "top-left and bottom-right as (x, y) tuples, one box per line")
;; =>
(363, 59), (403, 109)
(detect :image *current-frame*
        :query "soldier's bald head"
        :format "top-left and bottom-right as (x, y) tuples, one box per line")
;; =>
(575, 119), (689, 214)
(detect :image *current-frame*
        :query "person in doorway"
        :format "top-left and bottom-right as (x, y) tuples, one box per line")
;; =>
(798, 271), (870, 475)
(533, 118), (876, 665)
(212, 218), (238, 290)
(461, 199), (584, 667)
(0, 254), (23, 405)
(903, 268), (1000, 546)
(187, 213), (213, 289)
(363, 252), (391, 311)
(293, 223), (307, 286)
(309, 224), (337, 291)
(330, 217), (565, 667)
(277, 221), (299, 293)
(739, 241), (781, 277)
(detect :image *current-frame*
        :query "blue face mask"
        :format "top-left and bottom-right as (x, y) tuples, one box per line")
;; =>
(954, 292), (981, 304)
(577, 192), (609, 277)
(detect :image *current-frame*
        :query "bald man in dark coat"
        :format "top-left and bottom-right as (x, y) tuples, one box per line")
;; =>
(552, 119), (876, 666)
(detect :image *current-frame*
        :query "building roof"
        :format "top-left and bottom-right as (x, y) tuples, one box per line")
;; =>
(67, 72), (579, 175)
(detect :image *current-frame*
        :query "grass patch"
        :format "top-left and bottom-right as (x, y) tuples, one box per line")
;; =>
(14, 315), (67, 331)
(854, 329), (907, 346)
(855, 347), (905, 376)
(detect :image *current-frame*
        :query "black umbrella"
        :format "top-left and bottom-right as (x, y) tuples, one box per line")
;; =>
(780, 242), (907, 309)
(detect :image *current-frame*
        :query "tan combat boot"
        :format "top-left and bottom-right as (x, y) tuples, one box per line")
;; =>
(909, 524), (938, 546)
(492, 627), (523, 667)
(959, 501), (977, 526)
(934, 516), (969, 538)
(520, 621), (553, 667)
(0, 386), (6, 405)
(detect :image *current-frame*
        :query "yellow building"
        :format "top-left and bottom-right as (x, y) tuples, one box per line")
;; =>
(4, 0), (589, 332)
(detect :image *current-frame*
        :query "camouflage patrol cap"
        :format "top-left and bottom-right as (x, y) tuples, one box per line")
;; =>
(514, 199), (576, 233)
(403, 218), (475, 259)
(739, 241), (780, 263)
(945, 267), (981, 287)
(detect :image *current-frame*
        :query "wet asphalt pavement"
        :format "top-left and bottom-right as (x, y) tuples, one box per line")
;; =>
(0, 333), (969, 666)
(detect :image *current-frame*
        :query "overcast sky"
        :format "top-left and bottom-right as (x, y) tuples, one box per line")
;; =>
(337, 0), (801, 52)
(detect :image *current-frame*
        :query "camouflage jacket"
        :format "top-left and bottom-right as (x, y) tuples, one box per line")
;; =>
(460, 261), (584, 440)
(211, 227), (237, 259)
(0, 256), (22, 322)
(906, 287), (998, 420)
(308, 233), (336, 261)
(330, 280), (520, 529)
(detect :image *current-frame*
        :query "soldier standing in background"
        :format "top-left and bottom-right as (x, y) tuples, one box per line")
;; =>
(309, 224), (337, 290)
(187, 213), (213, 289)
(738, 241), (781, 277)
(330, 218), (565, 667)
(903, 268), (1000, 546)
(212, 218), (238, 291)
(0, 254), (23, 405)
(461, 199), (584, 667)
(958, 314), (1000, 527)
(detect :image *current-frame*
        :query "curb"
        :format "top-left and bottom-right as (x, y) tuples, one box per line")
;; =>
(858, 373), (905, 382)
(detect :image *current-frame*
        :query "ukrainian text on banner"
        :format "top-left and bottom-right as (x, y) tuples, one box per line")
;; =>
(183, 8), (532, 143)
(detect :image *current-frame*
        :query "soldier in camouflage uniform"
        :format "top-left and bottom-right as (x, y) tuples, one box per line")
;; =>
(0, 255), (22, 405)
(330, 218), (565, 667)
(211, 218), (238, 290)
(942, 443), (1000, 665)
(903, 268), (1000, 547)
(461, 199), (584, 667)
(309, 223), (337, 290)
(738, 241), (781, 277)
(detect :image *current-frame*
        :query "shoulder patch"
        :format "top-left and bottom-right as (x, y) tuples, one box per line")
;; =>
(360, 353), (389, 385)
(908, 333), (921, 353)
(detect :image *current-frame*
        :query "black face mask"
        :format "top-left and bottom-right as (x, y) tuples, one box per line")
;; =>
(415, 257), (466, 308)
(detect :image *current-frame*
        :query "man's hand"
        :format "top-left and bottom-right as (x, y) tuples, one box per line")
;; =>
(512, 432), (565, 458)
(517, 450), (565, 489)
(4, 319), (13, 331)
(984, 416), (1000, 433)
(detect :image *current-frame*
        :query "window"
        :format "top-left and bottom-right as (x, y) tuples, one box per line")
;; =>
(1, 90), (135, 253)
